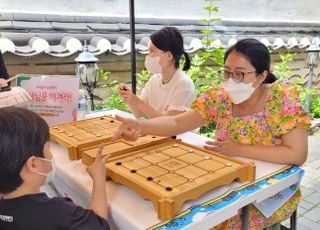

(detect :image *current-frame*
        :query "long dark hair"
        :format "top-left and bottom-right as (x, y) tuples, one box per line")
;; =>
(0, 107), (49, 194)
(150, 27), (191, 71)
(224, 38), (277, 83)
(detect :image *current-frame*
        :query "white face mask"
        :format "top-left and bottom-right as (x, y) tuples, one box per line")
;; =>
(223, 78), (258, 104)
(36, 157), (56, 185)
(144, 54), (165, 74)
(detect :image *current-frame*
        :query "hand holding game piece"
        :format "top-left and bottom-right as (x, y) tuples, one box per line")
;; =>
(119, 83), (128, 91)
(118, 83), (131, 99)
(112, 115), (141, 142)
(87, 144), (109, 180)
(117, 83), (141, 106)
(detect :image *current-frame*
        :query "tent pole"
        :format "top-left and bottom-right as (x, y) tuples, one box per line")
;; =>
(129, 0), (137, 94)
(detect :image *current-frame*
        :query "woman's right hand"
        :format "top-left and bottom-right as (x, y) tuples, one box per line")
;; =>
(112, 115), (141, 142)
(118, 83), (136, 104)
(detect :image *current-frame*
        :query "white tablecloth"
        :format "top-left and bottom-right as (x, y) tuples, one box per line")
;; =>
(51, 109), (298, 230)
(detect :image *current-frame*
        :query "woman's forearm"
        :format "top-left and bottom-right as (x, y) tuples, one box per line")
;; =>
(136, 99), (164, 118)
(127, 102), (145, 118)
(238, 144), (307, 165)
(138, 110), (205, 136)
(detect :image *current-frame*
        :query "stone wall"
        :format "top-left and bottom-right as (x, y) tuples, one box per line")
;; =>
(4, 48), (320, 105)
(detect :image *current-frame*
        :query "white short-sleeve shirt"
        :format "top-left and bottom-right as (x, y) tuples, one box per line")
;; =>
(140, 69), (196, 113)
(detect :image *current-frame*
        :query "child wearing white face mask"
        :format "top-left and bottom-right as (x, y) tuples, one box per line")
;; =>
(118, 27), (196, 118)
(35, 157), (56, 185)
(112, 38), (311, 229)
(0, 107), (110, 230)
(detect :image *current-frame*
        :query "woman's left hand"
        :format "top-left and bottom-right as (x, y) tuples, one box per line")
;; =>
(204, 140), (240, 157)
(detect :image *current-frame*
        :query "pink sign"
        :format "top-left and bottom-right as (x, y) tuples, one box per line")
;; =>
(17, 75), (80, 125)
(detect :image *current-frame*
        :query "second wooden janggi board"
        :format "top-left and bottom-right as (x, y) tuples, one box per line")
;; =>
(50, 115), (122, 160)
(81, 135), (170, 165)
(50, 115), (170, 160)
(103, 139), (256, 220)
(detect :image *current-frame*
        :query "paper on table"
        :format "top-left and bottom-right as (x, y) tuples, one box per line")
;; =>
(253, 169), (303, 218)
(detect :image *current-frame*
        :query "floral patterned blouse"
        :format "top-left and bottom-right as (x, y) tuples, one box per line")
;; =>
(192, 80), (311, 146)
(193, 80), (311, 229)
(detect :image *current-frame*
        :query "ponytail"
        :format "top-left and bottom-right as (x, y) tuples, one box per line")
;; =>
(182, 51), (191, 71)
(264, 72), (277, 83)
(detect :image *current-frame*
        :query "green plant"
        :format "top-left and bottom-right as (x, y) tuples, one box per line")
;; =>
(187, 50), (224, 98)
(95, 81), (130, 112)
(271, 53), (320, 119)
(272, 53), (293, 80)
(309, 92), (320, 118)
(136, 69), (152, 94)
(186, 0), (223, 137)
(299, 88), (320, 119)
(95, 69), (129, 111)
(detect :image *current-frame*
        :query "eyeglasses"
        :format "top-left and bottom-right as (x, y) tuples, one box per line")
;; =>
(222, 70), (257, 83)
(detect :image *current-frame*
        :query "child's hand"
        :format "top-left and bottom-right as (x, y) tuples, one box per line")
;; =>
(86, 144), (109, 181)
(0, 78), (8, 88)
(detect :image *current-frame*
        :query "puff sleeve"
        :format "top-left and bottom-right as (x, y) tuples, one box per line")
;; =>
(267, 81), (311, 136)
(192, 87), (231, 125)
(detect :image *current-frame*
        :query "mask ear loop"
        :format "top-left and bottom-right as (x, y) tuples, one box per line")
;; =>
(35, 157), (53, 176)
(255, 72), (268, 87)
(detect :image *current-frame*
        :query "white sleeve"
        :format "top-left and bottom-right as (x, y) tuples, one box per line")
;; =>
(167, 80), (196, 112)
(140, 78), (152, 104)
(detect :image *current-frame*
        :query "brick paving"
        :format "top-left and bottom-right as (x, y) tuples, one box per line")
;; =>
(281, 134), (320, 229)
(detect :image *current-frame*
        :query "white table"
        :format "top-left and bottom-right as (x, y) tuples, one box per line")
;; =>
(51, 109), (302, 230)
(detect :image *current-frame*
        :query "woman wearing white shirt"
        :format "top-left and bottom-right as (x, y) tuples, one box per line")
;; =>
(118, 27), (195, 118)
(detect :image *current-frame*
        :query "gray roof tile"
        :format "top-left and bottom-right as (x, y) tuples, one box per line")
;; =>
(49, 44), (69, 54)
(12, 21), (52, 30)
(74, 16), (102, 23)
(13, 13), (46, 22)
(1, 12), (320, 57)
(87, 23), (120, 32)
(45, 15), (75, 23)
(51, 22), (88, 31)
(0, 13), (14, 21)
(14, 45), (36, 55)
(100, 16), (127, 24)
(0, 21), (13, 29)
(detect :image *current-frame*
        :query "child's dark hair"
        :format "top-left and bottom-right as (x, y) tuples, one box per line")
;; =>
(0, 107), (49, 194)
(150, 26), (191, 71)
(224, 38), (277, 83)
